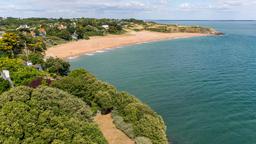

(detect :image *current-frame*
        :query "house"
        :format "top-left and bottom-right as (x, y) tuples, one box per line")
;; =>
(1, 70), (10, 80)
(34, 64), (43, 71)
(1, 70), (14, 87)
(30, 31), (36, 37)
(102, 25), (109, 29)
(16, 24), (30, 30)
(71, 32), (78, 40)
(39, 28), (47, 37)
(58, 24), (67, 30)
(72, 22), (77, 28)
(26, 61), (33, 66)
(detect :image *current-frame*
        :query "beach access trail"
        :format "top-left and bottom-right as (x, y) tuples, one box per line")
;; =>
(94, 113), (134, 144)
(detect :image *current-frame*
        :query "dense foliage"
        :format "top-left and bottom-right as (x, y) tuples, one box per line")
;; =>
(0, 18), (126, 44)
(52, 69), (168, 144)
(0, 86), (107, 144)
(0, 32), (46, 58)
(0, 58), (45, 92)
(0, 32), (22, 57)
(43, 57), (70, 76)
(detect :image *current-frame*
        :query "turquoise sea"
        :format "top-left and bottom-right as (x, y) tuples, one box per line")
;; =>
(70, 21), (256, 144)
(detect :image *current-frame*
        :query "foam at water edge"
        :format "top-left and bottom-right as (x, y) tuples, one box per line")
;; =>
(95, 50), (106, 53)
(68, 56), (79, 60)
(85, 53), (95, 56)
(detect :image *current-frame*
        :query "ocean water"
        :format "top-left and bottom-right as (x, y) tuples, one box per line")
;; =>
(70, 21), (256, 144)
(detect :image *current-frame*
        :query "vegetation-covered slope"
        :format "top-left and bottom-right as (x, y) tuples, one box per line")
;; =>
(52, 69), (168, 144)
(0, 86), (107, 144)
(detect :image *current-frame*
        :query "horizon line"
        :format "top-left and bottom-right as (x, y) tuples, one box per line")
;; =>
(1, 17), (255, 21)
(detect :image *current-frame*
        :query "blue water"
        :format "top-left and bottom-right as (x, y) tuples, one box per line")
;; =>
(70, 21), (256, 144)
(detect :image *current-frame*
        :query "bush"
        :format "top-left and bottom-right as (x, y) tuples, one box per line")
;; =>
(52, 69), (116, 107)
(95, 91), (114, 114)
(28, 53), (44, 64)
(51, 69), (97, 105)
(0, 86), (107, 144)
(123, 102), (156, 123)
(0, 78), (10, 94)
(0, 58), (45, 91)
(113, 92), (140, 113)
(43, 57), (70, 76)
(135, 137), (152, 144)
(134, 114), (167, 144)
(112, 110), (135, 138)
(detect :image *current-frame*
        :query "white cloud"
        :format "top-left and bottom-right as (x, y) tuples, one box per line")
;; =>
(1, 0), (256, 19)
(178, 0), (256, 12)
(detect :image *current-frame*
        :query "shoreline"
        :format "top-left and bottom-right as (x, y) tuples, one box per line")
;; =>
(45, 31), (212, 59)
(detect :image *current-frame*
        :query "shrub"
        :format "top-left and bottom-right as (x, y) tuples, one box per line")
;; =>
(51, 69), (97, 105)
(0, 78), (10, 94)
(113, 92), (140, 113)
(0, 86), (107, 144)
(112, 110), (135, 138)
(135, 137), (152, 144)
(43, 57), (70, 76)
(0, 58), (45, 90)
(28, 53), (44, 64)
(52, 69), (116, 107)
(134, 114), (167, 144)
(95, 91), (114, 114)
(123, 102), (156, 123)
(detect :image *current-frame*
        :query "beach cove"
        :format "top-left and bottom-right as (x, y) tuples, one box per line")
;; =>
(46, 31), (210, 59)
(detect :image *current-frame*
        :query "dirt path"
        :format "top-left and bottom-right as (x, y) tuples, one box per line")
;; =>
(94, 113), (134, 144)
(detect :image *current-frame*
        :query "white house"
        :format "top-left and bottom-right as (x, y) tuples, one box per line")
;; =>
(1, 70), (10, 80)
(26, 61), (33, 66)
(1, 70), (14, 87)
(71, 32), (78, 40)
(102, 25), (109, 29)
(17, 24), (30, 30)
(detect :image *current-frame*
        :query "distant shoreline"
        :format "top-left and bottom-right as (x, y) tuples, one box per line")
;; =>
(46, 31), (212, 59)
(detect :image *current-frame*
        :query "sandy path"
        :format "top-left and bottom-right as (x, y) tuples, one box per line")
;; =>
(94, 113), (134, 144)
(46, 31), (210, 59)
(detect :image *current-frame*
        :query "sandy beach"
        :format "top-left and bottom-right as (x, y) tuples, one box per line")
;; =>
(46, 31), (210, 59)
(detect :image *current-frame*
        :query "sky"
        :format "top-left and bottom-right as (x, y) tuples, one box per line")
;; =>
(0, 0), (256, 20)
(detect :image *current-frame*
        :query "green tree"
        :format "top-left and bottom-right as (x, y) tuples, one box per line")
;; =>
(95, 91), (114, 114)
(28, 53), (44, 65)
(26, 36), (46, 53)
(0, 58), (45, 93)
(0, 33), (22, 57)
(43, 57), (70, 76)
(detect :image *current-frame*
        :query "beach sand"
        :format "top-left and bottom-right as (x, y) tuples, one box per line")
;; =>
(46, 31), (210, 59)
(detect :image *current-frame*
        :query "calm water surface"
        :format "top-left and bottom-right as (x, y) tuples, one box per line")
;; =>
(70, 21), (256, 144)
